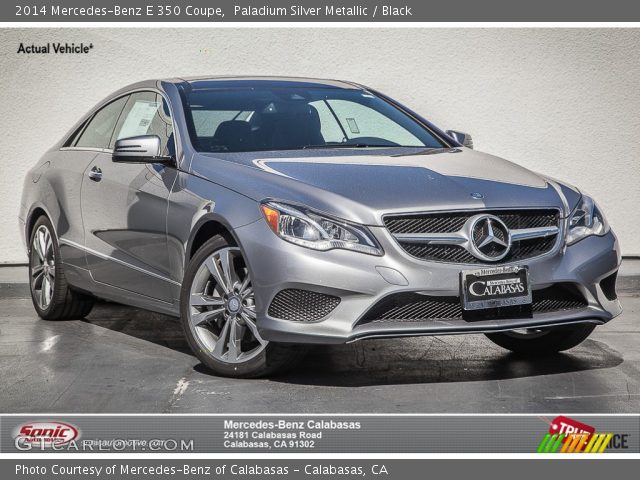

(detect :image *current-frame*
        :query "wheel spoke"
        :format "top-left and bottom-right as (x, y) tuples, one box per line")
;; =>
(33, 233), (45, 262)
(243, 307), (256, 319)
(212, 317), (232, 358)
(217, 249), (239, 291)
(39, 230), (48, 261)
(44, 229), (53, 259)
(241, 313), (266, 345)
(40, 276), (48, 307)
(241, 286), (254, 299)
(191, 308), (225, 327)
(204, 256), (230, 294)
(190, 293), (224, 307)
(31, 265), (44, 278)
(32, 271), (44, 289)
(47, 274), (53, 298)
(225, 320), (242, 362)
(238, 275), (251, 295)
(45, 279), (52, 305)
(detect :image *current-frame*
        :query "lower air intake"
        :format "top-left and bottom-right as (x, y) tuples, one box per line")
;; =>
(599, 271), (618, 301)
(358, 284), (587, 325)
(268, 289), (341, 322)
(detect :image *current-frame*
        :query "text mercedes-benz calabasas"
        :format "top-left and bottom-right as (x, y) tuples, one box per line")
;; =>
(20, 77), (622, 377)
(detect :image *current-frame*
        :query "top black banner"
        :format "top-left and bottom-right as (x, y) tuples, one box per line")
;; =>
(5, 0), (640, 22)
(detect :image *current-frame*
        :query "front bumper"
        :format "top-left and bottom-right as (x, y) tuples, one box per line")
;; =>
(236, 218), (622, 344)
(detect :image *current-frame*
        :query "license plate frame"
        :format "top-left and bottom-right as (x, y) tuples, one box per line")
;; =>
(461, 265), (532, 311)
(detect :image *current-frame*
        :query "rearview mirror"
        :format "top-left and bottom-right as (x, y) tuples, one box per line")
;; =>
(112, 135), (174, 165)
(446, 130), (474, 149)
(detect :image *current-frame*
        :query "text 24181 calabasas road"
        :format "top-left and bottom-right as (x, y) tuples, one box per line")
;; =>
(223, 420), (362, 450)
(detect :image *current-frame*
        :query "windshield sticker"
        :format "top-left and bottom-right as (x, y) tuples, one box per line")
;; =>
(118, 101), (159, 139)
(346, 117), (360, 134)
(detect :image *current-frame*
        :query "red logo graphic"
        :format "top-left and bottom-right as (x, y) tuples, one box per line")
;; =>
(15, 421), (80, 447)
(548, 416), (595, 443)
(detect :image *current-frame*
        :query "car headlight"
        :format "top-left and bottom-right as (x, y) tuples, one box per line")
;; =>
(260, 202), (383, 256)
(566, 194), (610, 245)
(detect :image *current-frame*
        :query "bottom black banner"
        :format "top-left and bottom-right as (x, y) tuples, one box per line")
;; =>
(1, 415), (638, 454)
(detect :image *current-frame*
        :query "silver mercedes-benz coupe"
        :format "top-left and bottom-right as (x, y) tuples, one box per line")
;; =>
(20, 77), (622, 377)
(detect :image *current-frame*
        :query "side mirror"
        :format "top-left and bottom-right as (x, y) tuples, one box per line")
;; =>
(446, 130), (474, 149)
(112, 135), (174, 165)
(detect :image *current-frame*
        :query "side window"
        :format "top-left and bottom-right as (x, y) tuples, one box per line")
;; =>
(75, 96), (128, 149)
(112, 92), (174, 156)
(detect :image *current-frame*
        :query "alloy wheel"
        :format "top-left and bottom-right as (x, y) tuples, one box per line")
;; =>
(187, 247), (267, 364)
(30, 225), (55, 310)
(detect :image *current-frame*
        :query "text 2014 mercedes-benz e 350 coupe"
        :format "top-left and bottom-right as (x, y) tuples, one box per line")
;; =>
(20, 77), (622, 377)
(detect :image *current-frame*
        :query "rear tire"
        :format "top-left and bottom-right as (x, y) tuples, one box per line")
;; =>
(180, 235), (305, 378)
(485, 323), (596, 355)
(28, 216), (94, 320)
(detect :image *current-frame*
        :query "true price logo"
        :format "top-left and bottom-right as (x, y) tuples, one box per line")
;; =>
(549, 415), (595, 440)
(537, 416), (628, 453)
(14, 421), (80, 448)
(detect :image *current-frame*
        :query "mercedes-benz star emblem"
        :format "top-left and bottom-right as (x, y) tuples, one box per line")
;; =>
(469, 215), (511, 262)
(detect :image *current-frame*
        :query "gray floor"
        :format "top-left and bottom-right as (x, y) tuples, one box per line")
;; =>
(1, 293), (638, 413)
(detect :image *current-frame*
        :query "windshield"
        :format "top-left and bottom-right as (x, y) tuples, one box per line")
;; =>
(181, 87), (447, 153)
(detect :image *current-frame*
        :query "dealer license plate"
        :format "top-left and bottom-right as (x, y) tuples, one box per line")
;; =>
(461, 265), (532, 311)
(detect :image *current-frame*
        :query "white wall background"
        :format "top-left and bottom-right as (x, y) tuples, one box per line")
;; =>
(1, 28), (639, 262)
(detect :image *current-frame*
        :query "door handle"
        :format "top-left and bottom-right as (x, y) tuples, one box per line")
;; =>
(88, 166), (102, 182)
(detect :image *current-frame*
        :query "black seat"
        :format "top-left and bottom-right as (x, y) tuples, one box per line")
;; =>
(268, 105), (324, 150)
(213, 120), (253, 151)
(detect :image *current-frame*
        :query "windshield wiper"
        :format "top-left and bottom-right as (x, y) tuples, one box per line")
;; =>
(302, 143), (394, 149)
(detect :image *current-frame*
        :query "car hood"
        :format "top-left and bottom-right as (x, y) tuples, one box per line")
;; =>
(191, 148), (581, 226)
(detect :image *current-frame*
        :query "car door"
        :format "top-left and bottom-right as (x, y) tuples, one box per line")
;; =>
(81, 91), (178, 302)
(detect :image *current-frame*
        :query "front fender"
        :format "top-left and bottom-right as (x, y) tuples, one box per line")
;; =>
(166, 171), (262, 288)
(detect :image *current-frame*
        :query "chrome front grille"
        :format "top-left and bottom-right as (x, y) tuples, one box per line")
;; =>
(385, 210), (558, 234)
(385, 209), (561, 264)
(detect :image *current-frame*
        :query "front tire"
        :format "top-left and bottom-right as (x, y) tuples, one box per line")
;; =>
(28, 216), (94, 320)
(485, 323), (596, 355)
(180, 235), (304, 378)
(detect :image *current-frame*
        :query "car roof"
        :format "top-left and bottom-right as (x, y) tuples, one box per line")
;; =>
(172, 76), (364, 90)
(108, 77), (365, 100)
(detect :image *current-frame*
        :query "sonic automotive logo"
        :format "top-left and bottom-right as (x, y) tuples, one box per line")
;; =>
(537, 416), (628, 453)
(12, 421), (194, 451)
(13, 421), (80, 449)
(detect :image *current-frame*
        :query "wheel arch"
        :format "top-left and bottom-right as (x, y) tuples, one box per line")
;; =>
(187, 214), (241, 262)
(184, 213), (264, 297)
(26, 205), (54, 245)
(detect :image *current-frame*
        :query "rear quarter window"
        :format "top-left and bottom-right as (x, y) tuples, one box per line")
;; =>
(75, 96), (128, 149)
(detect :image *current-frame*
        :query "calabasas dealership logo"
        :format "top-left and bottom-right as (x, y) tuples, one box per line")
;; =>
(14, 421), (80, 448)
(468, 277), (525, 297)
(537, 416), (629, 453)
